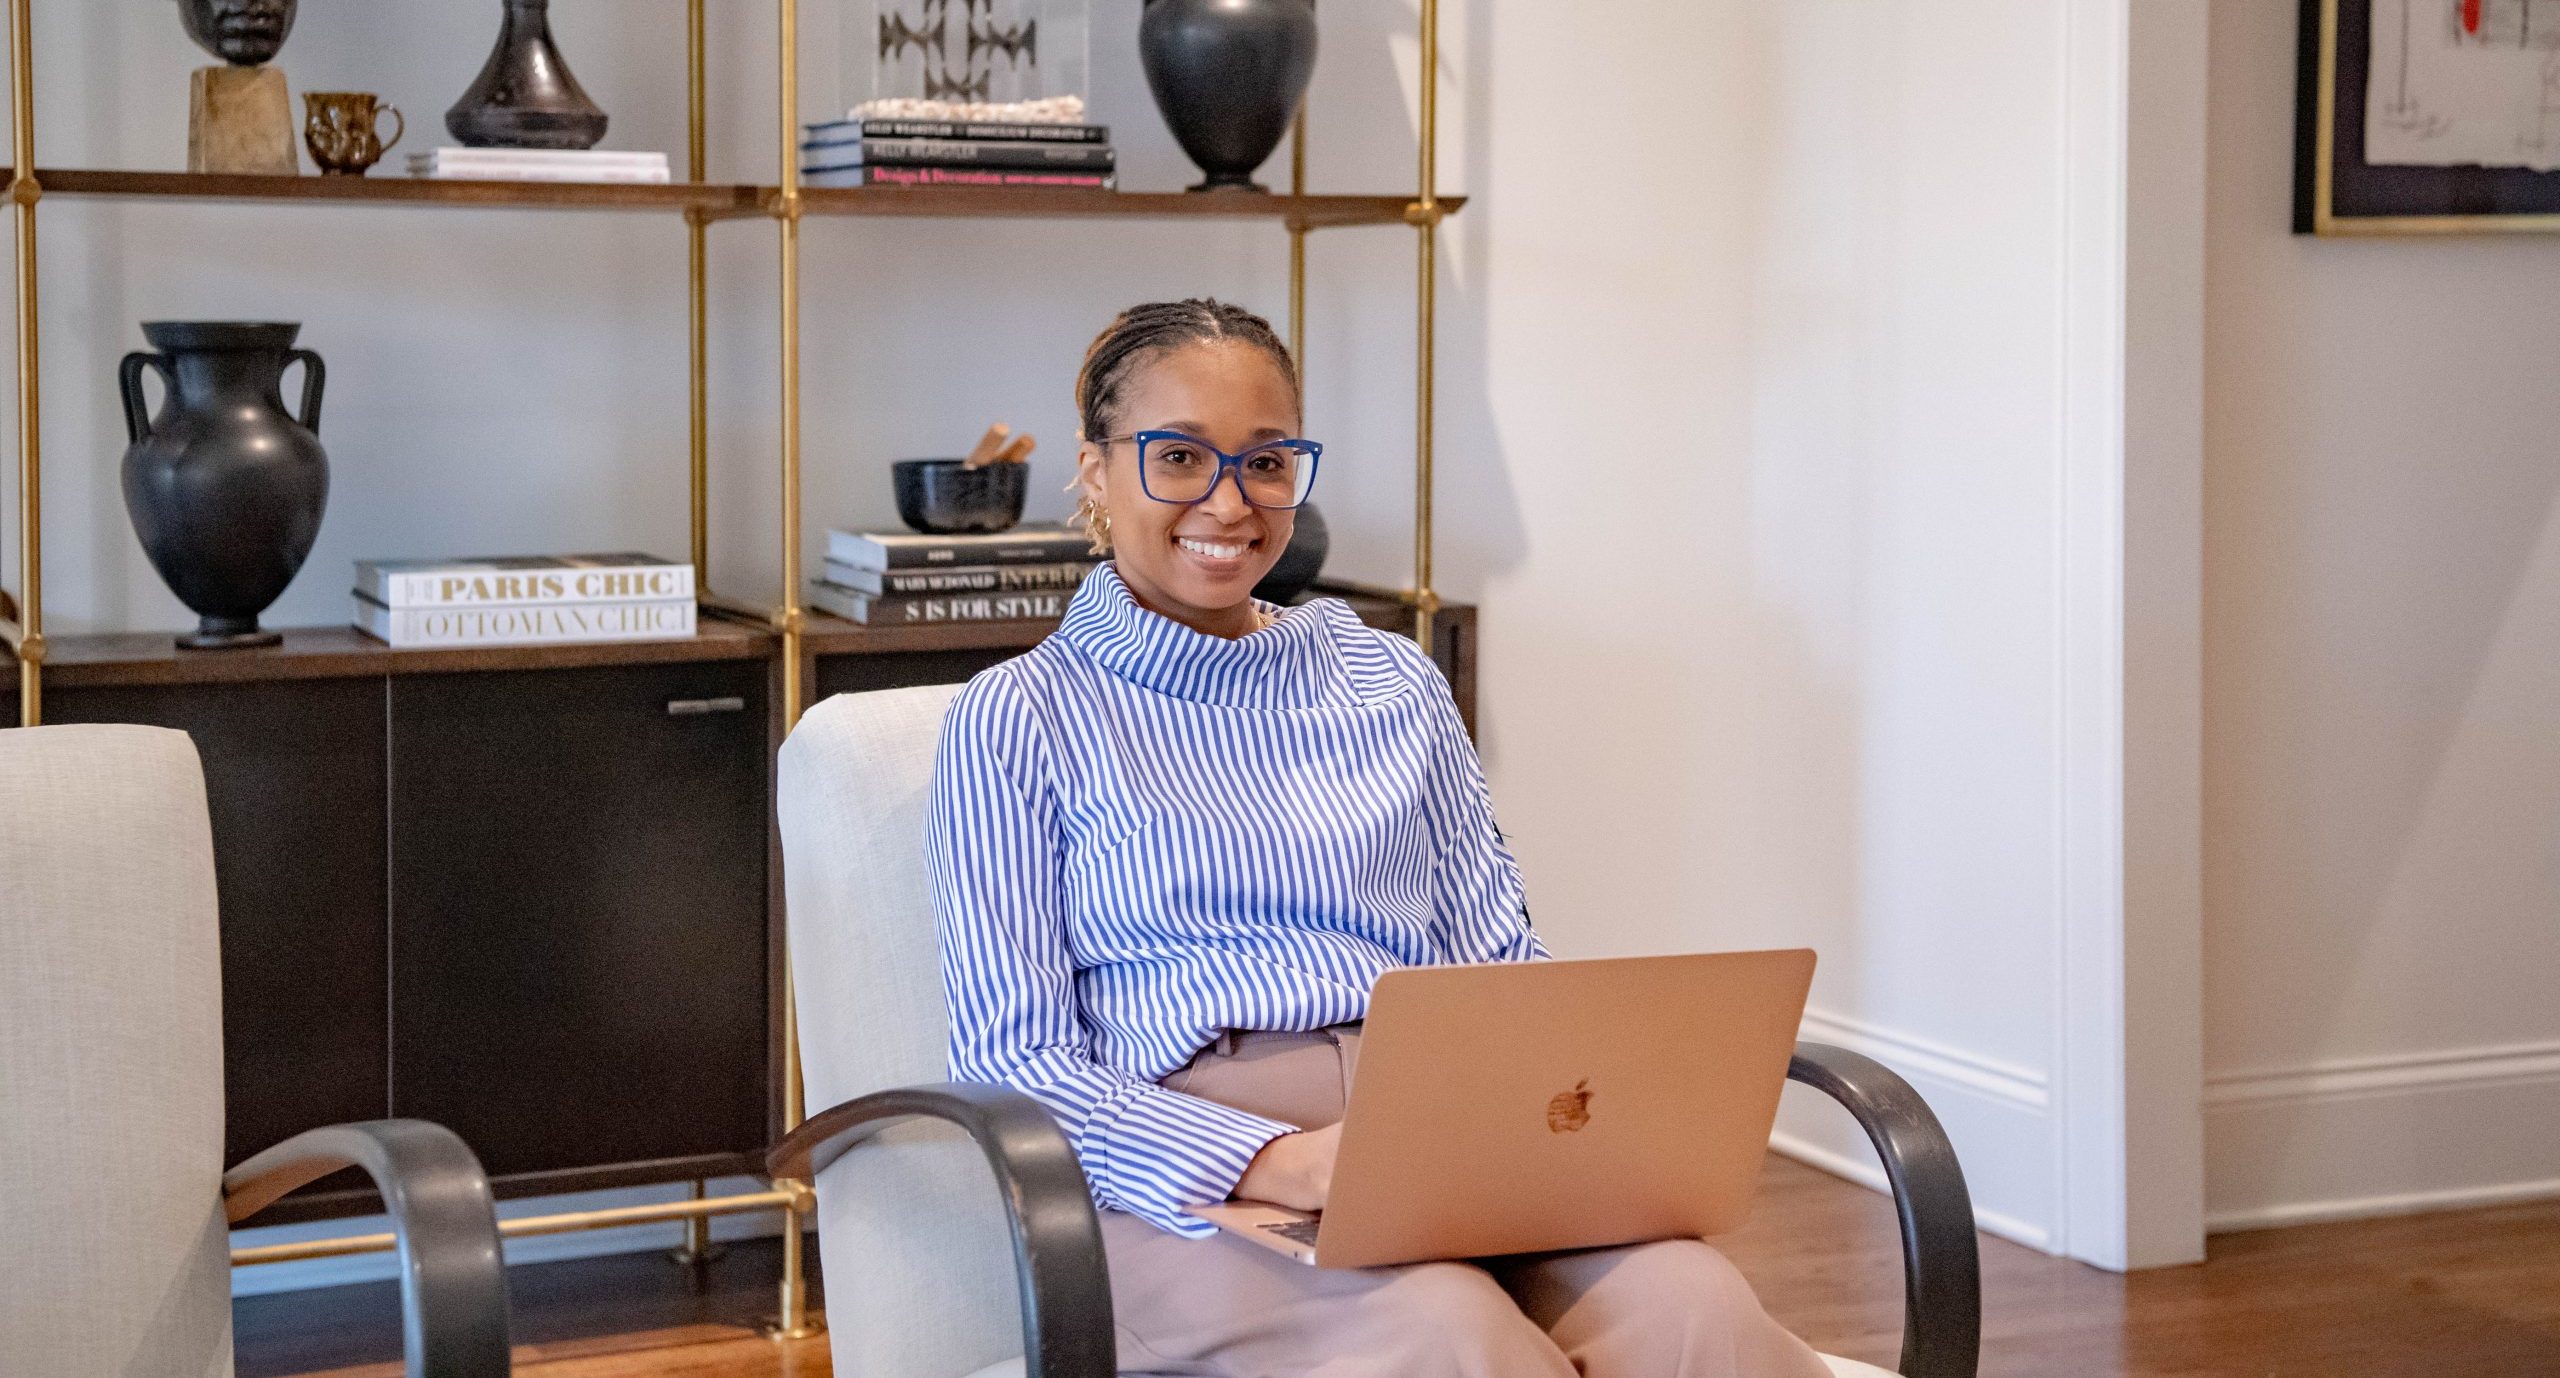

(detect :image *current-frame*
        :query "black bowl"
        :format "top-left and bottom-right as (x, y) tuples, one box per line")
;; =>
(893, 458), (1028, 534)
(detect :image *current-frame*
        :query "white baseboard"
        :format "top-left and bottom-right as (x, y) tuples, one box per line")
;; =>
(2205, 1174), (2560, 1233)
(1779, 1008), (2057, 1252)
(2204, 1039), (2560, 1233)
(229, 1174), (784, 1298)
(1770, 1127), (2053, 1252)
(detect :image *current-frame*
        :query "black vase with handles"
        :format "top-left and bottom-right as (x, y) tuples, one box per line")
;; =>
(1139, 0), (1318, 192)
(120, 322), (329, 650)
(447, 0), (609, 150)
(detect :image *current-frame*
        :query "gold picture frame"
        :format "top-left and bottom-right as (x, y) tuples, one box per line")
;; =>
(2297, 0), (2560, 235)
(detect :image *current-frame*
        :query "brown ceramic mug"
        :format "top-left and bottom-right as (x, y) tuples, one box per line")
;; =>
(302, 92), (404, 176)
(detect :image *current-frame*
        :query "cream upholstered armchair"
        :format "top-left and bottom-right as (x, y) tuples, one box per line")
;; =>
(770, 685), (1981, 1378)
(0, 724), (512, 1378)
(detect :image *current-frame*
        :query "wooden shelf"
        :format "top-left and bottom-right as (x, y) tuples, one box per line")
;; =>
(18, 620), (773, 690)
(800, 586), (1432, 658)
(802, 610), (1064, 657)
(21, 167), (761, 215)
(10, 588), (1449, 690)
(7, 167), (1454, 229)
(795, 185), (1454, 229)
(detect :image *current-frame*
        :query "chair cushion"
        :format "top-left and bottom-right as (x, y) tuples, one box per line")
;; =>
(781, 686), (1027, 1378)
(0, 725), (232, 1377)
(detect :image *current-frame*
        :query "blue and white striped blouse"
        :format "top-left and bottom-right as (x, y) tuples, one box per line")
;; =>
(926, 562), (1546, 1236)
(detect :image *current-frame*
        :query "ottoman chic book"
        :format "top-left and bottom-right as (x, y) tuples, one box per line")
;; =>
(353, 596), (696, 648)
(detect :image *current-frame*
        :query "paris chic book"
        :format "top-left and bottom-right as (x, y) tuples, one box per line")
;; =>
(356, 553), (693, 607)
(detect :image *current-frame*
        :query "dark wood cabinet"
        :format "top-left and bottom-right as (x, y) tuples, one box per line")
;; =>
(11, 589), (1469, 1220)
(815, 646), (1021, 700)
(47, 678), (391, 1170)
(387, 661), (771, 1186)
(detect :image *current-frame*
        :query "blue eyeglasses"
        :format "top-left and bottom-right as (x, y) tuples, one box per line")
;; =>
(1096, 430), (1324, 510)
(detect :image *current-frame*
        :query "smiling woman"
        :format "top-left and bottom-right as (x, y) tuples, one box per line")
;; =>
(914, 299), (1837, 1376)
(1068, 298), (1307, 640)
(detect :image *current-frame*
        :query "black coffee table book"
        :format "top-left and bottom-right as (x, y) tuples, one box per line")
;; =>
(801, 118), (1118, 191)
(831, 520), (1091, 568)
(814, 522), (1092, 625)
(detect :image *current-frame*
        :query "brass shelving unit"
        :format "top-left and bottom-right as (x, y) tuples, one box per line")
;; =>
(1, 0), (1460, 1342)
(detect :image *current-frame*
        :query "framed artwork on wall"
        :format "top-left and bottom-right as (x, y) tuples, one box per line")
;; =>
(2297, 0), (2560, 233)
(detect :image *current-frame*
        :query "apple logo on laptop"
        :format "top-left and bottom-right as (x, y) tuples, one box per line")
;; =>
(1545, 1079), (1594, 1133)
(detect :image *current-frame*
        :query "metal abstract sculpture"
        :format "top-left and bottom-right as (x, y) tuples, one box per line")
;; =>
(877, 0), (1042, 104)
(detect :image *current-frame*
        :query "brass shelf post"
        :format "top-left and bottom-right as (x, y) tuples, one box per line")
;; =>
(1288, 104), (1308, 371)
(768, 0), (822, 1344)
(687, 0), (712, 589)
(9, 0), (41, 727)
(668, 1178), (729, 1267)
(1411, 0), (1441, 656)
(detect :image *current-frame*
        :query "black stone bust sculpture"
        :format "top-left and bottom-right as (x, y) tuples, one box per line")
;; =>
(179, 0), (297, 67)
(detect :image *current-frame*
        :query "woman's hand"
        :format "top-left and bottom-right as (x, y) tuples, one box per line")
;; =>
(1233, 1122), (1341, 1213)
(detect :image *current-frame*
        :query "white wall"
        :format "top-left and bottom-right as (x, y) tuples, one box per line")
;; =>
(1451, 0), (2201, 1266)
(1460, 0), (2072, 1250)
(2200, 2), (2560, 1230)
(6, 0), (2204, 1278)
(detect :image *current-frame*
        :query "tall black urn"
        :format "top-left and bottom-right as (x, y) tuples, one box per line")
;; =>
(1139, 0), (1317, 192)
(120, 321), (329, 650)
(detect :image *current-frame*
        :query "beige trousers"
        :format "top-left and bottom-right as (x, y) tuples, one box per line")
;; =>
(1100, 1027), (1836, 1378)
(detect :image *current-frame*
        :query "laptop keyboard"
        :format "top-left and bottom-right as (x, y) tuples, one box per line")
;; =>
(1259, 1217), (1323, 1246)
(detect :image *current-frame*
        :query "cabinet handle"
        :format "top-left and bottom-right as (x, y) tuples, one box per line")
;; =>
(666, 696), (747, 717)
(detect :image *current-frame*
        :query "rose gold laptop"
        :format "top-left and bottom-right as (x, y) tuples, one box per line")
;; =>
(1188, 948), (1816, 1269)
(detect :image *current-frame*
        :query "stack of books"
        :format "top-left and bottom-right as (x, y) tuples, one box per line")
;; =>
(807, 523), (1097, 624)
(799, 116), (1115, 191)
(408, 148), (673, 184)
(354, 553), (696, 648)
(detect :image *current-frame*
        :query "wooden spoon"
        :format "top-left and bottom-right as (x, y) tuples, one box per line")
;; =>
(963, 423), (1012, 469)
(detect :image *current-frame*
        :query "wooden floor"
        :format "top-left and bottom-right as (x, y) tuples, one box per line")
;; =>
(236, 1156), (2560, 1377)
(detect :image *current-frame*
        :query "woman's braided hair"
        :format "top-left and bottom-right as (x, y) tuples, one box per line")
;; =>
(1071, 298), (1301, 553)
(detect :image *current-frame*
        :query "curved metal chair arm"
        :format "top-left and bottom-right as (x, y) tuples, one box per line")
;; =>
(223, 1118), (512, 1378)
(1788, 1042), (1981, 1378)
(769, 1082), (1116, 1378)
